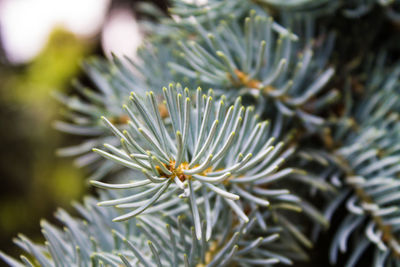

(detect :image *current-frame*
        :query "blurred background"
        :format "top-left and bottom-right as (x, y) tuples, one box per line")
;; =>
(0, 0), (167, 259)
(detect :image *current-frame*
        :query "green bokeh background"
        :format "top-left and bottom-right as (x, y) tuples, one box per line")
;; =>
(0, 29), (94, 258)
(0, 1), (169, 260)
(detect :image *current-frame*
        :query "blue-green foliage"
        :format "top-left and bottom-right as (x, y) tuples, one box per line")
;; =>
(320, 60), (400, 267)
(3, 0), (400, 266)
(91, 84), (329, 248)
(54, 42), (186, 180)
(0, 192), (277, 267)
(169, 11), (336, 128)
(0, 190), (313, 266)
(258, 0), (400, 19)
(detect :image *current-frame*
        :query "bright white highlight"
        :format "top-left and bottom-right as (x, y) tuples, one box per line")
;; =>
(101, 8), (142, 59)
(0, 0), (110, 64)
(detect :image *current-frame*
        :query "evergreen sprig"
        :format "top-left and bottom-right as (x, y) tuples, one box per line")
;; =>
(324, 62), (400, 266)
(0, 191), (300, 266)
(169, 11), (336, 127)
(259, 0), (400, 19)
(91, 84), (303, 239)
(53, 42), (185, 180)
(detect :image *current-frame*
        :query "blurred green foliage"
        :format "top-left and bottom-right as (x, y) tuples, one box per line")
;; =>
(0, 28), (94, 257)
